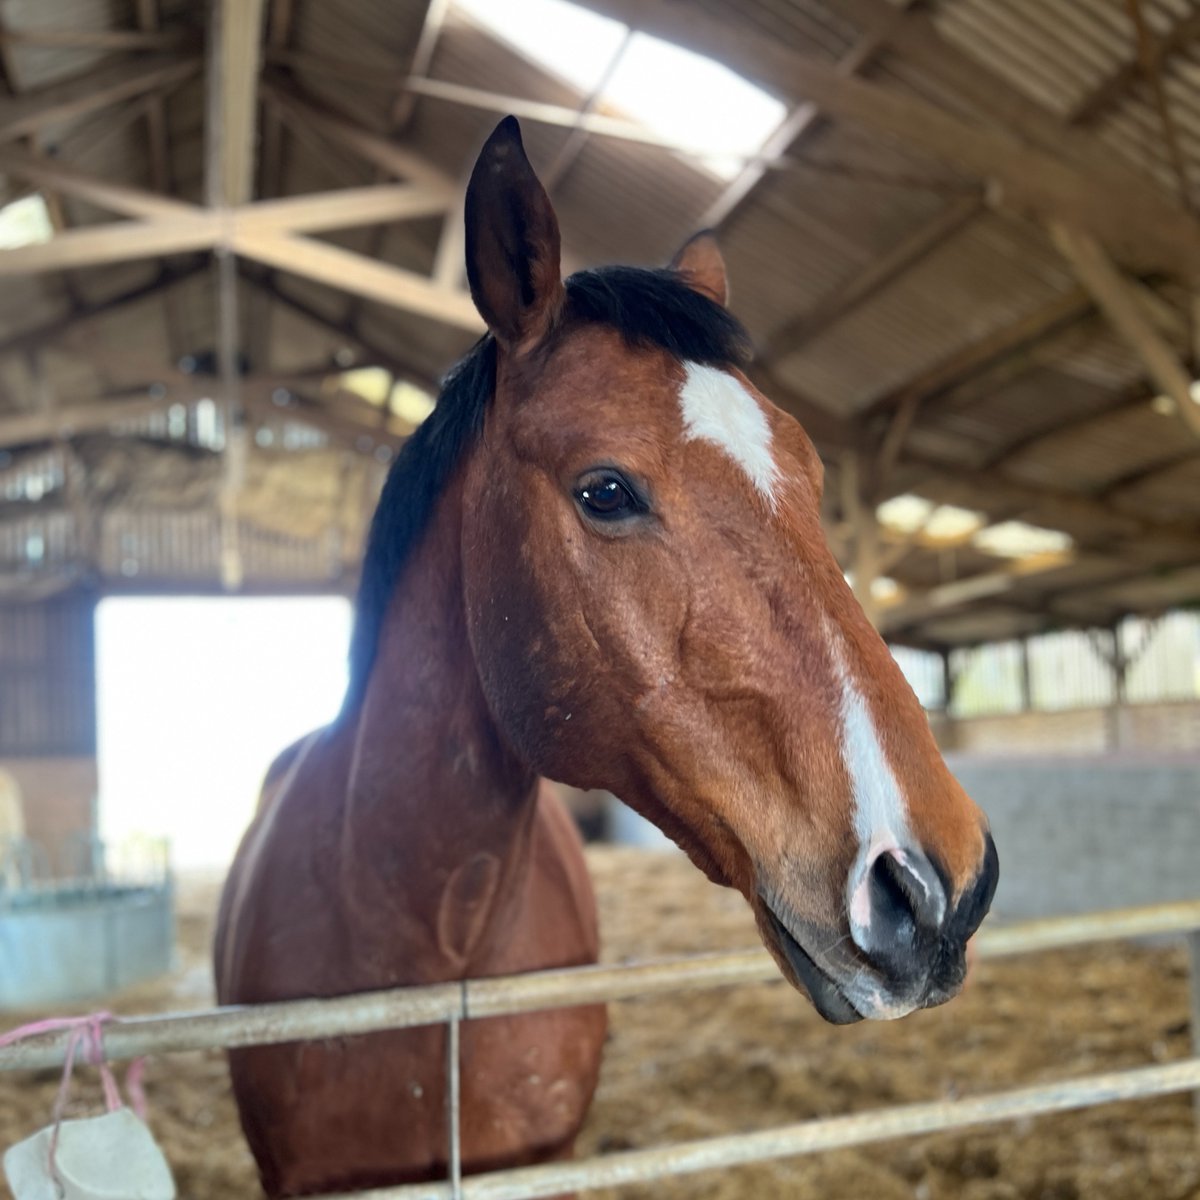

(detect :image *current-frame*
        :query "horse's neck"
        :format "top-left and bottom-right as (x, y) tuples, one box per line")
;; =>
(337, 472), (539, 973)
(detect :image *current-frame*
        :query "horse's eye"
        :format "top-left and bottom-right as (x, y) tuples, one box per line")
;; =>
(576, 472), (639, 520)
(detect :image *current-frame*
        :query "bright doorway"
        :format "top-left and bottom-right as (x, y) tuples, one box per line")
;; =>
(96, 596), (352, 870)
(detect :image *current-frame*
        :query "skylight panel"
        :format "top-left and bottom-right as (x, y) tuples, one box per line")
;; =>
(0, 194), (52, 249)
(972, 521), (1073, 560)
(336, 368), (435, 427)
(450, 0), (789, 181)
(603, 33), (787, 179)
(876, 495), (985, 543)
(453, 0), (628, 95)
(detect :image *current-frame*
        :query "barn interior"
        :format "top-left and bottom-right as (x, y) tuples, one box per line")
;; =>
(0, 1), (1198, 1197)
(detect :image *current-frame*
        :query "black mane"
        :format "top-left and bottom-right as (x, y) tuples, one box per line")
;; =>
(342, 265), (753, 711)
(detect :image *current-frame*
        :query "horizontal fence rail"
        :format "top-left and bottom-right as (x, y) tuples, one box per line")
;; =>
(1, 898), (1199, 1072)
(331, 1057), (1200, 1200)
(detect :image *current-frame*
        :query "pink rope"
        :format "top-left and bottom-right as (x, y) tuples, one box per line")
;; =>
(0, 1012), (149, 1185)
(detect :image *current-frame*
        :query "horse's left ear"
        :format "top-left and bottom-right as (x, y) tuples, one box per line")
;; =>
(669, 230), (729, 307)
(465, 116), (564, 352)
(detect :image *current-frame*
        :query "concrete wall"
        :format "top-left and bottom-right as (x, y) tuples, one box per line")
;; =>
(948, 753), (1200, 921)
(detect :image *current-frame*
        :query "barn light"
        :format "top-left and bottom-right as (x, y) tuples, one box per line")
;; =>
(453, 0), (788, 179)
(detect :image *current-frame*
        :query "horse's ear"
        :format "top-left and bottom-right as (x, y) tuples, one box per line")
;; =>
(464, 116), (564, 351)
(669, 230), (729, 307)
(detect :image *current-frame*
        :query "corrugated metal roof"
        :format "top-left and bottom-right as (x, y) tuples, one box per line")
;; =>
(0, 0), (1195, 640)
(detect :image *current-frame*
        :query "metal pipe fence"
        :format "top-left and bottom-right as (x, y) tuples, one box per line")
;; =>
(2, 898), (1199, 1196)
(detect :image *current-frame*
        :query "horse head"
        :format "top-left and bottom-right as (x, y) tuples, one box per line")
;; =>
(457, 118), (997, 1024)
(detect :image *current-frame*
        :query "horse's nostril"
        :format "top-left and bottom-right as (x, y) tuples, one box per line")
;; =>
(869, 853), (918, 944)
(862, 846), (947, 956)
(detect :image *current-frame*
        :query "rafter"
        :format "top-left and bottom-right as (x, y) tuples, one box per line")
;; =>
(239, 267), (444, 395)
(861, 287), (1094, 422)
(894, 456), (1200, 558)
(0, 260), (206, 358)
(260, 79), (457, 197)
(1048, 222), (1200, 438)
(762, 196), (982, 364)
(982, 387), (1157, 473)
(1068, 6), (1200, 126)
(570, 0), (1200, 280)
(0, 28), (192, 52)
(230, 229), (483, 332)
(878, 552), (1084, 635)
(0, 54), (199, 143)
(697, 0), (914, 231)
(349, 0), (454, 323)
(206, 0), (266, 207)
(0, 179), (453, 273)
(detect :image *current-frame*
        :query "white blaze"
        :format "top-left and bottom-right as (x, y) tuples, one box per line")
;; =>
(830, 639), (916, 931)
(678, 362), (778, 505)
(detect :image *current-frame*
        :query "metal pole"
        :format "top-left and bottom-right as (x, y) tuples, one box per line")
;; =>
(325, 1058), (1200, 1200)
(447, 1017), (462, 1200)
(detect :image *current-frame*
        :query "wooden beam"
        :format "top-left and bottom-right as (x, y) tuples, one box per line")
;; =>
(349, 0), (454, 322)
(0, 145), (196, 219)
(896, 457), (1200, 557)
(241, 185), (451, 234)
(862, 287), (1094, 419)
(270, 58), (771, 160)
(260, 79), (456, 197)
(1048, 222), (1200, 438)
(1068, 6), (1200, 126)
(0, 55), (199, 143)
(982, 387), (1157, 472)
(0, 183), (452, 273)
(239, 267), (444, 395)
(827, 0), (1177, 192)
(0, 260), (206, 357)
(206, 0), (266, 206)
(230, 229), (483, 332)
(0, 28), (192, 52)
(569, 0), (1200, 281)
(762, 196), (982, 363)
(389, 0), (450, 130)
(878, 553), (1080, 635)
(841, 451), (882, 627)
(696, 1), (913, 230)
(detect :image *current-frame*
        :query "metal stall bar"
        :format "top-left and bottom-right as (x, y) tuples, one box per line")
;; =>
(331, 1058), (1200, 1200)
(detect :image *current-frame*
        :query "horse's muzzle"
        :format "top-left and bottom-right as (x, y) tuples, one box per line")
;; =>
(764, 832), (999, 1024)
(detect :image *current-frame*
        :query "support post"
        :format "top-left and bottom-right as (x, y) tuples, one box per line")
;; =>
(1018, 636), (1034, 712)
(1189, 932), (1200, 1123)
(841, 452), (880, 628)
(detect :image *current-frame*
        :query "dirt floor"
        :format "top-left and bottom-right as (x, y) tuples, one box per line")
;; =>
(2, 847), (1198, 1199)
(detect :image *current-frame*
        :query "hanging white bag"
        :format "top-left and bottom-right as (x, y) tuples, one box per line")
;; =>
(0, 1013), (175, 1200)
(5, 1107), (175, 1200)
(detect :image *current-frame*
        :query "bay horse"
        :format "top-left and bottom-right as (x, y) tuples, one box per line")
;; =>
(215, 117), (998, 1197)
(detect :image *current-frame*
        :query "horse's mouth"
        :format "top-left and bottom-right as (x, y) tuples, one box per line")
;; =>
(763, 906), (863, 1026)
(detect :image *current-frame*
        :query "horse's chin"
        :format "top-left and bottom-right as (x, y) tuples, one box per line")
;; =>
(760, 906), (863, 1025)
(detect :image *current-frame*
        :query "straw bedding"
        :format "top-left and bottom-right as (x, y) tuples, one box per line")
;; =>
(1, 846), (1196, 1199)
